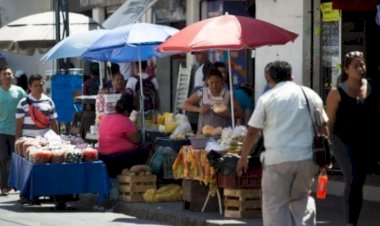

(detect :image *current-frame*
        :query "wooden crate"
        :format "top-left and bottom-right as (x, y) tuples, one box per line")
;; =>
(117, 174), (156, 202)
(223, 188), (262, 219)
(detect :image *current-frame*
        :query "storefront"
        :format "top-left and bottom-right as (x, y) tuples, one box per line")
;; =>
(320, 0), (380, 100)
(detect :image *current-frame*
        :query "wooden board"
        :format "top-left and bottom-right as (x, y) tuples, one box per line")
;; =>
(224, 199), (261, 210)
(119, 184), (156, 193)
(223, 188), (261, 199)
(224, 209), (262, 219)
(117, 175), (156, 183)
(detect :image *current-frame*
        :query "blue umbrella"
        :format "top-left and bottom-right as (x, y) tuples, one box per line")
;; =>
(82, 23), (179, 142)
(40, 29), (108, 61)
(81, 44), (172, 63)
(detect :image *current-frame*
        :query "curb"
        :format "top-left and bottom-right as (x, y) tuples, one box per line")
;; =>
(112, 201), (260, 226)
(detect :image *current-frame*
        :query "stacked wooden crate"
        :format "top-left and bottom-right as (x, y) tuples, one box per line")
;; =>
(218, 166), (262, 218)
(117, 174), (156, 202)
(223, 188), (261, 218)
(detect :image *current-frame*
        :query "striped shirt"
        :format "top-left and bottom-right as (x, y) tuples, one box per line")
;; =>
(16, 94), (58, 137)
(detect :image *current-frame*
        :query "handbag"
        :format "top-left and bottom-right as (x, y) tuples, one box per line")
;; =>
(300, 87), (332, 167)
(26, 97), (51, 129)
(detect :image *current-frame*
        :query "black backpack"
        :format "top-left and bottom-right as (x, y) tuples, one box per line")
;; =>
(135, 75), (158, 111)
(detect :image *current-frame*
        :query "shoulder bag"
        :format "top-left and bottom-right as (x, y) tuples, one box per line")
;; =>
(300, 87), (332, 167)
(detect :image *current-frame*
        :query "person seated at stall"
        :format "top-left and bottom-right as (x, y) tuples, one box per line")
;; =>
(100, 68), (131, 94)
(98, 93), (148, 177)
(15, 74), (59, 139)
(181, 68), (242, 133)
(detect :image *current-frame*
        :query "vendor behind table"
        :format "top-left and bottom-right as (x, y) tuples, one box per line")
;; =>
(181, 68), (242, 133)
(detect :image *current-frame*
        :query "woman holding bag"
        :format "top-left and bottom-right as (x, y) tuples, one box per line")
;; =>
(325, 51), (379, 226)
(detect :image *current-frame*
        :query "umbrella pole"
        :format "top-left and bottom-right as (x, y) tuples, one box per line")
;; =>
(138, 48), (146, 143)
(98, 61), (104, 89)
(227, 50), (235, 128)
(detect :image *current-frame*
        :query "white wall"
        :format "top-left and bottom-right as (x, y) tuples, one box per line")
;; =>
(255, 0), (307, 99)
(0, 0), (53, 78)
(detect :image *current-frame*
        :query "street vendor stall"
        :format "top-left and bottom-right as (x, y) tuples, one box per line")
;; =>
(8, 133), (110, 209)
(8, 153), (110, 205)
(171, 125), (263, 218)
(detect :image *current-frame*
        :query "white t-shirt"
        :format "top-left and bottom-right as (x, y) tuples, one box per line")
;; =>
(126, 72), (159, 92)
(16, 94), (58, 138)
(118, 62), (132, 80)
(248, 81), (328, 165)
(194, 64), (205, 88)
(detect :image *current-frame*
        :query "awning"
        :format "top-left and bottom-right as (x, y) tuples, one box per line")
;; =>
(102, 0), (158, 29)
(333, 0), (378, 11)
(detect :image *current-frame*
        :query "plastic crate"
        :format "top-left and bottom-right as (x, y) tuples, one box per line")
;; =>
(218, 166), (262, 189)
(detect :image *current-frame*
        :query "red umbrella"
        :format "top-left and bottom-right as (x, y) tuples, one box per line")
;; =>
(157, 14), (298, 52)
(157, 14), (298, 127)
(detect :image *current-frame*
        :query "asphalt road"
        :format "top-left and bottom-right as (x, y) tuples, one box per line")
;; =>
(0, 191), (170, 226)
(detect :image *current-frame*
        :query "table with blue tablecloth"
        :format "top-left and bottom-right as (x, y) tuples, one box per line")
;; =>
(8, 153), (110, 203)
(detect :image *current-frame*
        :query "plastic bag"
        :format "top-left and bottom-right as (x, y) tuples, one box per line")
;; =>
(205, 138), (225, 152)
(143, 184), (183, 202)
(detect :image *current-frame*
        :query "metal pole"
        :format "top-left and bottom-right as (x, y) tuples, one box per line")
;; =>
(138, 48), (146, 143)
(227, 50), (235, 128)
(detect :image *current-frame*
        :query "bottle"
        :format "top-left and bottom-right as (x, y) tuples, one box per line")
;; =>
(317, 171), (328, 200)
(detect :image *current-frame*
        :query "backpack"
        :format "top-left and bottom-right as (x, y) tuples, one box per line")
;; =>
(134, 75), (158, 111)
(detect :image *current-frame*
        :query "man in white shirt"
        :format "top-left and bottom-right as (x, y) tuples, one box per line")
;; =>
(236, 61), (329, 226)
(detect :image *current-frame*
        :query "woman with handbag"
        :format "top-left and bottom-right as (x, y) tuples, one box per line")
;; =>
(325, 51), (379, 226)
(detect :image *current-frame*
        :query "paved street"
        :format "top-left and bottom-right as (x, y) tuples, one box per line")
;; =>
(0, 191), (169, 226)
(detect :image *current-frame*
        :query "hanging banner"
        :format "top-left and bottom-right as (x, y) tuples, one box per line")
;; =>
(102, 0), (158, 29)
(333, 0), (378, 11)
(321, 2), (340, 22)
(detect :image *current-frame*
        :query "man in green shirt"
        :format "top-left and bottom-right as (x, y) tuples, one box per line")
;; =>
(0, 66), (26, 196)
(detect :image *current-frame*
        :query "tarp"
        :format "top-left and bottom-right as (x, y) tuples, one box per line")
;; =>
(51, 73), (83, 123)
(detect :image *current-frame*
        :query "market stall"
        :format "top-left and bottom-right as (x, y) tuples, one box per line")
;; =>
(171, 125), (263, 218)
(9, 153), (110, 203)
(8, 133), (110, 208)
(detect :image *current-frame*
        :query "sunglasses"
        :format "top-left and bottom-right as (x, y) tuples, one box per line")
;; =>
(345, 51), (363, 58)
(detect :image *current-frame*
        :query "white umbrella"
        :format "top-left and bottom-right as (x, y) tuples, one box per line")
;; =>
(0, 11), (101, 55)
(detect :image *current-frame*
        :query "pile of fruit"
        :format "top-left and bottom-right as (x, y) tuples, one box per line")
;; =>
(14, 136), (98, 164)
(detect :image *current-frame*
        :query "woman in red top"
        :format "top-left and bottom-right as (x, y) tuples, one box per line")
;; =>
(98, 93), (147, 177)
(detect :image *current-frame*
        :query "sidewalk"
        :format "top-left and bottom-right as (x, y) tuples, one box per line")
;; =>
(111, 194), (380, 226)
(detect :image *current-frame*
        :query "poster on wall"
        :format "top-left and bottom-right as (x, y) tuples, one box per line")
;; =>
(320, 8), (341, 100)
(206, 0), (248, 86)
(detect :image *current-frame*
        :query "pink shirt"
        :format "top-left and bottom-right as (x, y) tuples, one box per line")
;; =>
(98, 114), (138, 155)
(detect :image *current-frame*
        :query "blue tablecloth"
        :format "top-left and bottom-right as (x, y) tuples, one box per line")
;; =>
(8, 153), (110, 202)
